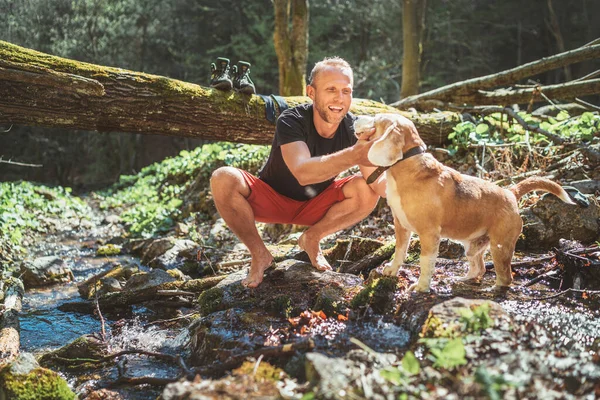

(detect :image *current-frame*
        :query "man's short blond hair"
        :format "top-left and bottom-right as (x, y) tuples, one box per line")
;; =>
(308, 57), (354, 87)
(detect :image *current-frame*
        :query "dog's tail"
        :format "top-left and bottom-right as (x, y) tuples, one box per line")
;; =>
(509, 177), (576, 205)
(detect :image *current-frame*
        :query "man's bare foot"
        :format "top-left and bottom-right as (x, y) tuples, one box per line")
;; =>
(298, 232), (331, 271)
(241, 251), (274, 288)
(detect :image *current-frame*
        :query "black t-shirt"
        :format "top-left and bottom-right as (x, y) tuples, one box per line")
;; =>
(258, 103), (357, 201)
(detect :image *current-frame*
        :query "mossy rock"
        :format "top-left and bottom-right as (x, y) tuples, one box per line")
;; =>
(349, 270), (399, 311)
(0, 353), (76, 400)
(39, 334), (109, 369)
(233, 360), (286, 382)
(197, 286), (225, 315)
(313, 285), (346, 317)
(96, 244), (122, 256)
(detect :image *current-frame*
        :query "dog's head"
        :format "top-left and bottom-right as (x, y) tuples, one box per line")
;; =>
(354, 113), (408, 167)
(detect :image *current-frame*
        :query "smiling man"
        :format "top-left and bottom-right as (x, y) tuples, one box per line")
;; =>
(210, 57), (387, 288)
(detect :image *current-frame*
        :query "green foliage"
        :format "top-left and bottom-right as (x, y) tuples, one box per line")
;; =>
(380, 351), (421, 386)
(458, 302), (493, 333)
(97, 142), (269, 238)
(475, 366), (521, 400)
(0, 181), (89, 251)
(420, 337), (467, 370)
(447, 111), (599, 156)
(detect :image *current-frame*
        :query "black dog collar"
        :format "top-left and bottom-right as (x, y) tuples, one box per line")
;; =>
(366, 145), (426, 185)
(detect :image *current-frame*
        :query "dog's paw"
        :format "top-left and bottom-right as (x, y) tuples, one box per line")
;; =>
(458, 275), (483, 285)
(382, 264), (400, 276)
(407, 283), (430, 293)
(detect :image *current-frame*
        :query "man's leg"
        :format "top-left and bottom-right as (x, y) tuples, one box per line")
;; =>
(298, 177), (379, 270)
(210, 166), (273, 287)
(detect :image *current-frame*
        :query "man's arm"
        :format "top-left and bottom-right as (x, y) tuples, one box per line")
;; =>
(281, 138), (374, 186)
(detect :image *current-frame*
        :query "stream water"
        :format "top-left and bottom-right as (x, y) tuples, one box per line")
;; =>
(19, 225), (190, 398)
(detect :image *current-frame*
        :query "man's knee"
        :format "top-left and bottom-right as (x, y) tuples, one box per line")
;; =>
(347, 177), (379, 210)
(210, 166), (246, 196)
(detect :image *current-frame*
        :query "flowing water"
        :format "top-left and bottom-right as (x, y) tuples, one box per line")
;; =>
(19, 225), (190, 398)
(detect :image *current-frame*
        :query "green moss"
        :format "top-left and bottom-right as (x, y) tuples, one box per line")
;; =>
(349, 276), (398, 310)
(0, 366), (76, 400)
(233, 360), (285, 382)
(96, 244), (122, 256)
(198, 287), (224, 315)
(271, 295), (293, 318)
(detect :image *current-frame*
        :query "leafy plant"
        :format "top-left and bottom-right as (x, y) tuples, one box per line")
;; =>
(475, 366), (521, 400)
(420, 337), (467, 370)
(380, 351), (420, 385)
(447, 111), (599, 156)
(97, 142), (269, 238)
(0, 181), (90, 264)
(458, 302), (494, 333)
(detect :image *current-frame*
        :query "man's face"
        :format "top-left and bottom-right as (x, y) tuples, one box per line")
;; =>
(307, 67), (353, 125)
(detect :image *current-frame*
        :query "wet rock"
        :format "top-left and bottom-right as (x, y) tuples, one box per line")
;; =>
(519, 194), (600, 250)
(98, 277), (122, 295)
(0, 352), (76, 399)
(78, 264), (137, 299)
(161, 371), (280, 399)
(124, 269), (178, 291)
(197, 259), (363, 317)
(148, 239), (198, 270)
(103, 214), (121, 225)
(174, 221), (190, 236)
(420, 297), (510, 338)
(20, 256), (74, 287)
(322, 237), (385, 268)
(84, 389), (125, 400)
(140, 237), (176, 265)
(190, 260), (364, 367)
(39, 334), (109, 368)
(305, 349), (397, 400)
(189, 308), (286, 366)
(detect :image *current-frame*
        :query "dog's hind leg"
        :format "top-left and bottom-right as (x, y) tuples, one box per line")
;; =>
(382, 216), (411, 277)
(489, 235), (518, 287)
(409, 233), (440, 292)
(460, 236), (489, 282)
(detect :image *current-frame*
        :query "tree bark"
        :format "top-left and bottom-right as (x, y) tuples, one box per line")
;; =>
(393, 44), (600, 109)
(400, 0), (427, 98)
(0, 40), (459, 146)
(273, 0), (309, 96)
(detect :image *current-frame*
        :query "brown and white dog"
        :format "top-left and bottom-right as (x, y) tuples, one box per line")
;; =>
(354, 113), (576, 292)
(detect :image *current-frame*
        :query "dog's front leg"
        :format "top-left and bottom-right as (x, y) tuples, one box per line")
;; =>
(382, 216), (411, 276)
(408, 234), (440, 293)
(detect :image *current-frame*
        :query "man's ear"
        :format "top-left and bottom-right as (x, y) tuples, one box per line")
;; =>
(368, 122), (405, 166)
(307, 84), (315, 101)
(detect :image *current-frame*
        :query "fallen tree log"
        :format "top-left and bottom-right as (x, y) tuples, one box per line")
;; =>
(0, 41), (459, 146)
(393, 43), (600, 110)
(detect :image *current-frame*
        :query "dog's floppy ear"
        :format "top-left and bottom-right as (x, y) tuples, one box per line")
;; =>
(368, 121), (405, 166)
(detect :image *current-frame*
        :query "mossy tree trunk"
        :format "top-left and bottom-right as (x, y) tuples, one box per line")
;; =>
(273, 0), (309, 96)
(0, 40), (459, 146)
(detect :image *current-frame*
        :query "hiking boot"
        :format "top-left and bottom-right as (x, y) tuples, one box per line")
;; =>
(210, 57), (233, 91)
(232, 61), (256, 95)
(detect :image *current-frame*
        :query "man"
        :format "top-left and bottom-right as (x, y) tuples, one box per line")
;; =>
(210, 57), (387, 288)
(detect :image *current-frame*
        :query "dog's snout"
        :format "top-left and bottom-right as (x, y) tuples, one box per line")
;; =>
(353, 115), (375, 138)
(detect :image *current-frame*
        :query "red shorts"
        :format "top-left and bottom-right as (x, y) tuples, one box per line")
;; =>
(239, 169), (357, 226)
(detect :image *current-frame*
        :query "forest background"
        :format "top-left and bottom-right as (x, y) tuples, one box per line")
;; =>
(1, 0), (599, 190)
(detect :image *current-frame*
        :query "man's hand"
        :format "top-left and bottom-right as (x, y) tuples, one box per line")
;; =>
(352, 126), (376, 166)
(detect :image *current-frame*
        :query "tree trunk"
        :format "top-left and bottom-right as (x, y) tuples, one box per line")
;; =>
(400, 0), (426, 99)
(0, 40), (459, 146)
(273, 0), (309, 96)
